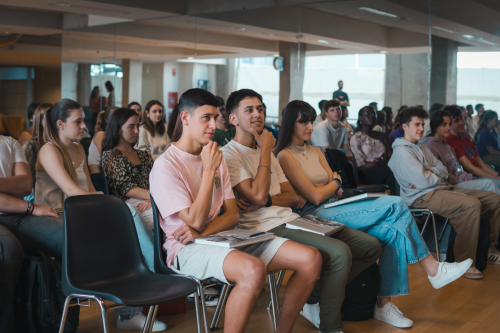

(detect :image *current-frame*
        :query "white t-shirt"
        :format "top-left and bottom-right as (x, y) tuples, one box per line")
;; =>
(0, 136), (28, 214)
(221, 140), (299, 232)
(310, 120), (348, 149)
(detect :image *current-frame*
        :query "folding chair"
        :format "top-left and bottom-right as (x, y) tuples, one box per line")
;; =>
(151, 196), (283, 331)
(409, 208), (442, 261)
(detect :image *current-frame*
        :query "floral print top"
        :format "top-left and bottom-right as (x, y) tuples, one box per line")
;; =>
(349, 132), (386, 167)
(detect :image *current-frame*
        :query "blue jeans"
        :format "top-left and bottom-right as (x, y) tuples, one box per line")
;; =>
(295, 196), (430, 297)
(115, 203), (155, 316)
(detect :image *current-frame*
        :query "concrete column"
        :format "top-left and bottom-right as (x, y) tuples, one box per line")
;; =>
(216, 60), (228, 98)
(430, 36), (458, 106)
(76, 63), (91, 106)
(122, 59), (143, 106)
(279, 41), (306, 124)
(384, 53), (428, 112)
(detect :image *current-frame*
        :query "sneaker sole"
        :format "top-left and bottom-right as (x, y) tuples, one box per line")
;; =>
(462, 273), (483, 280)
(373, 313), (413, 328)
(431, 259), (473, 289)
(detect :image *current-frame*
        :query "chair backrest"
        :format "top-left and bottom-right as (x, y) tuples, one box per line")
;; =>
(151, 195), (176, 275)
(62, 195), (149, 292)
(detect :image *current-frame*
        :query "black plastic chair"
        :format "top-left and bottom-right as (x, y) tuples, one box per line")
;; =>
(347, 148), (390, 194)
(59, 195), (207, 333)
(151, 195), (282, 331)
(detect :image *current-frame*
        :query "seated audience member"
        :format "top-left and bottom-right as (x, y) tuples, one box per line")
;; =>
(18, 102), (41, 146)
(423, 110), (500, 195)
(313, 99), (327, 126)
(137, 100), (171, 159)
(221, 89), (381, 332)
(465, 104), (476, 136)
(37, 100), (162, 330)
(382, 106), (394, 134)
(473, 103), (486, 130)
(166, 103), (180, 140)
(339, 105), (354, 138)
(351, 107), (398, 195)
(262, 103), (279, 143)
(444, 106), (500, 188)
(0, 135), (68, 333)
(23, 103), (51, 200)
(369, 102), (378, 112)
(389, 107), (500, 280)
(212, 96), (236, 146)
(474, 110), (500, 169)
(150, 88), (321, 333)
(388, 105), (409, 144)
(424, 103), (445, 137)
(443, 105), (472, 139)
(276, 100), (470, 328)
(372, 111), (386, 133)
(128, 101), (142, 119)
(102, 108), (155, 229)
(88, 106), (119, 192)
(310, 99), (354, 160)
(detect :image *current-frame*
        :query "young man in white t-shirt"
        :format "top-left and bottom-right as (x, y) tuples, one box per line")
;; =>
(0, 135), (69, 332)
(310, 99), (353, 161)
(221, 89), (382, 333)
(150, 88), (321, 333)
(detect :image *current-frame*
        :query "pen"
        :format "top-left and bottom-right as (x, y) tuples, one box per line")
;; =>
(249, 232), (265, 237)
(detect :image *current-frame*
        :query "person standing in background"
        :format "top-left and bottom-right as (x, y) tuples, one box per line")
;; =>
(105, 81), (115, 108)
(89, 86), (106, 131)
(332, 80), (349, 106)
(472, 104), (486, 136)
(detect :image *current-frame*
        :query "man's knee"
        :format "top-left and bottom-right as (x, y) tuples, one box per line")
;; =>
(322, 240), (352, 271)
(296, 246), (322, 278)
(238, 256), (267, 288)
(364, 234), (383, 260)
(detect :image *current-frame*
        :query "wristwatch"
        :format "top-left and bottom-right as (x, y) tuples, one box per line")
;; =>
(265, 194), (273, 207)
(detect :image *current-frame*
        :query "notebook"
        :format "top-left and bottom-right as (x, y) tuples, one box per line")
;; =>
(323, 193), (387, 209)
(194, 229), (274, 248)
(285, 215), (345, 236)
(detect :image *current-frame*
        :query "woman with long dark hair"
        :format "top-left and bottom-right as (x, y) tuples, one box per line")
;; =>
(137, 100), (170, 159)
(475, 110), (500, 169)
(382, 106), (393, 134)
(128, 101), (142, 120)
(275, 100), (468, 329)
(100, 107), (166, 330)
(166, 103), (179, 140)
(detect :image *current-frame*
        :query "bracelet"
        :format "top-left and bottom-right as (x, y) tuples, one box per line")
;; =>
(332, 178), (342, 189)
(30, 203), (35, 215)
(258, 165), (272, 174)
(25, 201), (31, 214)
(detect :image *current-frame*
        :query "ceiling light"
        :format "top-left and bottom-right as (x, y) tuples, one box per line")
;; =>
(317, 40), (329, 44)
(463, 35), (475, 40)
(433, 26), (457, 34)
(380, 50), (387, 54)
(187, 57), (194, 60)
(359, 7), (398, 18)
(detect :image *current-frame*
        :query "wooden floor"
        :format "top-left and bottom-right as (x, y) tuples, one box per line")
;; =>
(79, 263), (500, 333)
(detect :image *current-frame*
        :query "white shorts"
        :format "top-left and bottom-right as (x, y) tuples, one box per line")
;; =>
(171, 236), (288, 284)
(126, 198), (154, 229)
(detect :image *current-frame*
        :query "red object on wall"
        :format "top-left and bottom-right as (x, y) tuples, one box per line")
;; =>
(172, 68), (176, 77)
(168, 92), (178, 108)
(142, 298), (186, 316)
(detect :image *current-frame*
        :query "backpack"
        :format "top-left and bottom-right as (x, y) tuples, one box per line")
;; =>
(341, 263), (380, 321)
(447, 215), (490, 272)
(14, 251), (80, 333)
(324, 148), (357, 188)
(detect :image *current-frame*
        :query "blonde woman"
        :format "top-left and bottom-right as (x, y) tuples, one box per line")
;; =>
(137, 100), (170, 159)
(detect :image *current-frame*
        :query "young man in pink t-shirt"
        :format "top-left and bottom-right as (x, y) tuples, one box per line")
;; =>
(150, 88), (321, 333)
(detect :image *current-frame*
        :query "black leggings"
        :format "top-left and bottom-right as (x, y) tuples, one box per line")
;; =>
(359, 162), (399, 196)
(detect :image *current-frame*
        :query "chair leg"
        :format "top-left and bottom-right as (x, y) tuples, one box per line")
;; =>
(430, 212), (441, 262)
(439, 218), (450, 242)
(95, 297), (110, 333)
(268, 274), (280, 330)
(142, 305), (159, 333)
(268, 270), (285, 310)
(210, 284), (230, 331)
(419, 212), (431, 236)
(58, 296), (74, 333)
(185, 276), (209, 333)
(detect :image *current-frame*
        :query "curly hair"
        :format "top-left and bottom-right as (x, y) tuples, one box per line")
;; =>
(399, 107), (429, 127)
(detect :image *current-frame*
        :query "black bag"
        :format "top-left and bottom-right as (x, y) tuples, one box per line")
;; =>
(341, 263), (380, 321)
(446, 215), (490, 272)
(324, 148), (357, 188)
(14, 251), (79, 333)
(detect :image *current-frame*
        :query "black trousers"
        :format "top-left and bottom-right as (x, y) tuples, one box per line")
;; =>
(0, 214), (64, 332)
(359, 162), (399, 196)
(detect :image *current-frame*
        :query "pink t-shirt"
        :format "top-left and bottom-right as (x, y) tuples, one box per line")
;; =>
(149, 144), (235, 267)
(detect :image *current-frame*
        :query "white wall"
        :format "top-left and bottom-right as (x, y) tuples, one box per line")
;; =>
(457, 68), (500, 113)
(61, 62), (78, 101)
(163, 61), (179, 113)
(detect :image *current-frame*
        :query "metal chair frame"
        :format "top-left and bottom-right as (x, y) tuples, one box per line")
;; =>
(409, 208), (444, 261)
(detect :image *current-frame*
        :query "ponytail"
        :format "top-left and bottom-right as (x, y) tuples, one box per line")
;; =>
(43, 99), (82, 183)
(95, 106), (119, 132)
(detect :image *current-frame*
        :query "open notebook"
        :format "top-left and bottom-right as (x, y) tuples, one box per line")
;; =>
(285, 215), (345, 236)
(324, 193), (387, 209)
(194, 229), (274, 248)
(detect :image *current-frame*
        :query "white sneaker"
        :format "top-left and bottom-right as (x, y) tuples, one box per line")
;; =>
(373, 302), (412, 328)
(488, 247), (500, 265)
(462, 266), (483, 280)
(428, 258), (473, 289)
(300, 303), (320, 329)
(116, 312), (167, 331)
(188, 287), (220, 307)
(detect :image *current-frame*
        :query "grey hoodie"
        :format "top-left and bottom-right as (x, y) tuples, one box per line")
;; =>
(388, 138), (448, 206)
